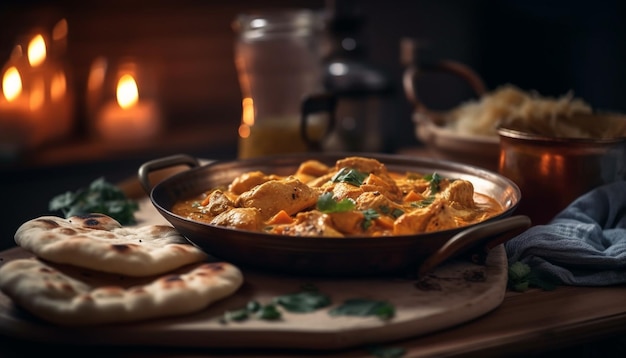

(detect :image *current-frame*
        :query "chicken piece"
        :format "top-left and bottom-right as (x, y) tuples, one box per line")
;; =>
(393, 205), (433, 235)
(440, 179), (476, 208)
(393, 199), (473, 235)
(278, 211), (344, 237)
(210, 207), (264, 231)
(327, 211), (364, 235)
(395, 177), (431, 196)
(361, 173), (402, 202)
(306, 172), (335, 188)
(296, 160), (330, 177)
(236, 176), (319, 220)
(329, 181), (364, 201)
(201, 189), (234, 217)
(335, 157), (388, 176)
(355, 191), (404, 214)
(229, 171), (270, 195)
(228, 171), (281, 195)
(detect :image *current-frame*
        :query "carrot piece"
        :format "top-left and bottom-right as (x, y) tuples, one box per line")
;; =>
(404, 190), (424, 202)
(267, 210), (294, 225)
(200, 194), (211, 206)
(374, 215), (395, 230)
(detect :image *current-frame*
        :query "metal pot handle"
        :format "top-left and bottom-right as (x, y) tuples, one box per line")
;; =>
(417, 215), (531, 277)
(137, 154), (200, 195)
(401, 38), (486, 115)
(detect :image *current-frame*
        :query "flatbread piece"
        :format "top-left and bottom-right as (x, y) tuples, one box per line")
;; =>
(14, 214), (208, 277)
(0, 257), (243, 326)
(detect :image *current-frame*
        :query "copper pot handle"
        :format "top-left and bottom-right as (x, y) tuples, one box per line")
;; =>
(401, 38), (487, 115)
(137, 154), (200, 195)
(417, 215), (531, 277)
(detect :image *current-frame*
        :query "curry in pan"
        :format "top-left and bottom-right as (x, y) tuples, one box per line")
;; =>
(171, 156), (504, 237)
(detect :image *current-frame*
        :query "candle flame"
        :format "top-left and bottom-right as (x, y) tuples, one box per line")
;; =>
(242, 97), (254, 125)
(28, 34), (47, 67)
(116, 74), (139, 109)
(2, 66), (23, 102)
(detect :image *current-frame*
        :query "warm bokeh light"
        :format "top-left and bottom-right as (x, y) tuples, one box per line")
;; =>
(52, 19), (68, 41)
(28, 34), (47, 67)
(87, 57), (107, 92)
(50, 70), (66, 101)
(2, 66), (23, 101)
(116, 74), (139, 109)
(30, 77), (45, 111)
(238, 123), (250, 138)
(242, 97), (254, 125)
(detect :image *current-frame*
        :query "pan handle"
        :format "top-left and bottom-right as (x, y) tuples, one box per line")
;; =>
(417, 215), (531, 277)
(137, 154), (200, 195)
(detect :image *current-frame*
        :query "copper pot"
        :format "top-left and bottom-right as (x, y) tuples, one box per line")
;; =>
(498, 127), (626, 225)
(139, 153), (528, 276)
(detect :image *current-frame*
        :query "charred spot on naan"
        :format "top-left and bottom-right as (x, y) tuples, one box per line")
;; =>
(68, 213), (122, 231)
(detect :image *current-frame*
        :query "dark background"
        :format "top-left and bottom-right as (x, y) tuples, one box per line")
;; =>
(1, 0), (626, 249)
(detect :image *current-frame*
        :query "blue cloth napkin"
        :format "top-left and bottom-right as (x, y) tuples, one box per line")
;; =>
(505, 180), (626, 286)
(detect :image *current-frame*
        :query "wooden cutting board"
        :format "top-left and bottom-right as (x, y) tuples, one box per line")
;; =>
(0, 199), (508, 350)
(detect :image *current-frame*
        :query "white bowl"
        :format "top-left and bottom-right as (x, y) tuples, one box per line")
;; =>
(414, 112), (500, 172)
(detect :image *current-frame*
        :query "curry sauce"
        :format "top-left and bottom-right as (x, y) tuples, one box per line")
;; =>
(171, 156), (503, 237)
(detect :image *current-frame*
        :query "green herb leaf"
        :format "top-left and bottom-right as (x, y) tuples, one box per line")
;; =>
(48, 177), (139, 225)
(424, 172), (442, 193)
(274, 291), (332, 313)
(255, 303), (282, 320)
(317, 192), (356, 213)
(508, 261), (558, 292)
(331, 167), (368, 186)
(329, 298), (395, 320)
(224, 308), (249, 322)
(361, 208), (379, 230)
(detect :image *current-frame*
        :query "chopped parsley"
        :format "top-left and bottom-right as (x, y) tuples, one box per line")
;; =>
(508, 261), (557, 292)
(361, 208), (379, 230)
(219, 285), (397, 324)
(379, 205), (405, 219)
(48, 177), (139, 225)
(329, 298), (395, 320)
(274, 290), (332, 313)
(317, 192), (355, 213)
(331, 167), (368, 186)
(424, 172), (443, 193)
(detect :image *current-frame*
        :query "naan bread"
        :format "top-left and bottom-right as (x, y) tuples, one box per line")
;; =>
(0, 257), (243, 326)
(14, 214), (208, 277)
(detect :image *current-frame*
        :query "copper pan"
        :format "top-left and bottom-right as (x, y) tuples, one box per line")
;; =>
(138, 153), (528, 277)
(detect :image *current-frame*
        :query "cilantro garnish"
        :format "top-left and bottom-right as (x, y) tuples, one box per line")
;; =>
(424, 172), (442, 193)
(329, 298), (395, 320)
(317, 192), (356, 213)
(331, 167), (368, 186)
(48, 177), (139, 225)
(274, 290), (332, 313)
(220, 285), (398, 325)
(361, 208), (379, 230)
(379, 205), (404, 219)
(508, 261), (557, 292)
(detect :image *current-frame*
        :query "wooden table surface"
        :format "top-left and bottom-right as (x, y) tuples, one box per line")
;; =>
(1, 267), (625, 357)
(1, 149), (625, 357)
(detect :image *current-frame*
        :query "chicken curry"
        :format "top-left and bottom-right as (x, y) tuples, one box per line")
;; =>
(171, 156), (504, 237)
